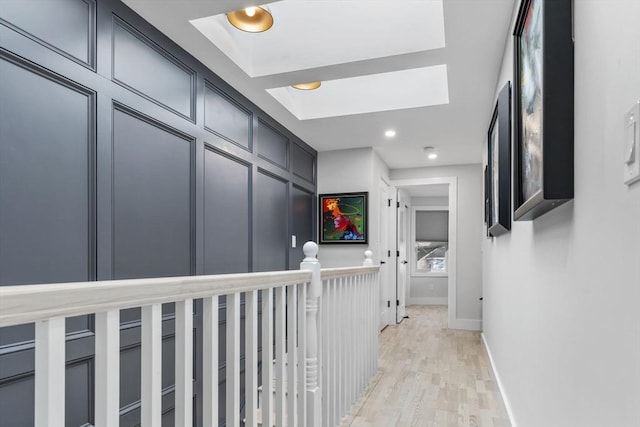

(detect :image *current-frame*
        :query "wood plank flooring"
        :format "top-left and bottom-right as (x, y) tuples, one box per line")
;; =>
(339, 305), (511, 427)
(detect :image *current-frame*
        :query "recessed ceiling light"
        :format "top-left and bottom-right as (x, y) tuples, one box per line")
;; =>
(385, 130), (396, 138)
(424, 146), (438, 159)
(291, 82), (322, 90)
(226, 6), (273, 33)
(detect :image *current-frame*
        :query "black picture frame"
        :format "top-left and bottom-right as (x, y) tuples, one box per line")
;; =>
(319, 192), (368, 244)
(488, 82), (512, 237)
(513, 0), (574, 221)
(484, 165), (491, 237)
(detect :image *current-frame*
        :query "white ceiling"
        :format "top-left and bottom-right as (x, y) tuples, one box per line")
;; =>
(190, 0), (446, 77)
(122, 0), (516, 169)
(266, 65), (450, 120)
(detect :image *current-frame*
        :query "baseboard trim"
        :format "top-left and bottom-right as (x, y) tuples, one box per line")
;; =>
(481, 333), (517, 427)
(449, 318), (482, 331)
(408, 297), (448, 305)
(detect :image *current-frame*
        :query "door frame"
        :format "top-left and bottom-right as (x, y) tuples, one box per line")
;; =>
(378, 178), (393, 330)
(395, 189), (409, 323)
(390, 177), (458, 329)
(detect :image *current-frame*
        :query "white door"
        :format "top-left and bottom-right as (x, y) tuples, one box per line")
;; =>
(378, 180), (392, 330)
(396, 191), (409, 322)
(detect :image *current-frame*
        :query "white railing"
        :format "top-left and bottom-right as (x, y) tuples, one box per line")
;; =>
(320, 250), (379, 426)
(0, 242), (379, 427)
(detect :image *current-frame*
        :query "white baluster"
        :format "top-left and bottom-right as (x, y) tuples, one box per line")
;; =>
(203, 296), (219, 427)
(369, 273), (374, 380)
(175, 299), (193, 427)
(372, 273), (377, 379)
(261, 288), (274, 427)
(360, 274), (365, 388)
(287, 284), (298, 427)
(227, 293), (241, 427)
(141, 304), (162, 427)
(35, 317), (65, 427)
(95, 310), (120, 427)
(331, 278), (338, 426)
(300, 241), (322, 427)
(364, 248), (375, 391)
(321, 281), (328, 424)
(296, 283), (307, 425)
(245, 290), (258, 427)
(339, 276), (346, 419)
(275, 286), (286, 426)
(365, 273), (370, 381)
(361, 274), (367, 391)
(349, 275), (355, 405)
(373, 272), (379, 377)
(355, 275), (360, 399)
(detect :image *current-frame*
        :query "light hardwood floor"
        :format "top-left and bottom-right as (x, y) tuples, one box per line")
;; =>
(339, 305), (511, 427)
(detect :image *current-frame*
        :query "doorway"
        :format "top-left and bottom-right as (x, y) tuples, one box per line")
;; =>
(396, 190), (409, 323)
(390, 177), (458, 329)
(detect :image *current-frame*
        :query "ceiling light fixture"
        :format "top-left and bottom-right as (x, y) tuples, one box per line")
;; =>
(385, 130), (396, 138)
(291, 82), (322, 90)
(226, 6), (273, 33)
(424, 146), (438, 160)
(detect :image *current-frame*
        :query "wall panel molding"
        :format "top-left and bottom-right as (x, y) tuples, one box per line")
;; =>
(292, 142), (316, 184)
(111, 102), (196, 279)
(204, 81), (252, 151)
(203, 145), (252, 274)
(0, 48), (97, 287)
(0, 0), (96, 69)
(112, 15), (195, 121)
(257, 118), (289, 170)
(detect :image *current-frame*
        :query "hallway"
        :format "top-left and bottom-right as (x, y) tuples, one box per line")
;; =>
(341, 306), (510, 427)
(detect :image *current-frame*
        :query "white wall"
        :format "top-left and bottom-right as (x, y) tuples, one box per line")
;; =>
(411, 196), (449, 206)
(317, 148), (390, 267)
(409, 196), (449, 305)
(482, 2), (640, 426)
(390, 164), (483, 323)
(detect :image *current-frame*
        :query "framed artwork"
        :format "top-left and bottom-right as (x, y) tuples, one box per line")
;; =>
(513, 0), (574, 221)
(319, 192), (368, 244)
(484, 165), (491, 237)
(487, 81), (512, 237)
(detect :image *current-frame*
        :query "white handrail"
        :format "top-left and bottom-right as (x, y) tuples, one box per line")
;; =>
(0, 270), (311, 328)
(320, 265), (379, 280)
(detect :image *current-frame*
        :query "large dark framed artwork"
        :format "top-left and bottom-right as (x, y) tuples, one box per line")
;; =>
(484, 165), (491, 237)
(513, 0), (574, 221)
(487, 82), (512, 237)
(319, 192), (368, 244)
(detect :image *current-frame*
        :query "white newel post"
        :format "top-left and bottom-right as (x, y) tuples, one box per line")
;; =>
(363, 250), (373, 266)
(300, 241), (322, 427)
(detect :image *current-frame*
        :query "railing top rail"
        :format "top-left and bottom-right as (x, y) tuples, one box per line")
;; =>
(320, 265), (380, 280)
(0, 270), (311, 328)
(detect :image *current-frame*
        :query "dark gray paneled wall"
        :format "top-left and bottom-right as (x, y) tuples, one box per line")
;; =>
(0, 54), (94, 286)
(0, 0), (95, 66)
(204, 84), (251, 150)
(204, 148), (251, 274)
(255, 171), (289, 272)
(290, 186), (315, 264)
(0, 0), (316, 425)
(112, 106), (194, 280)
(113, 17), (195, 119)
(258, 119), (289, 170)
